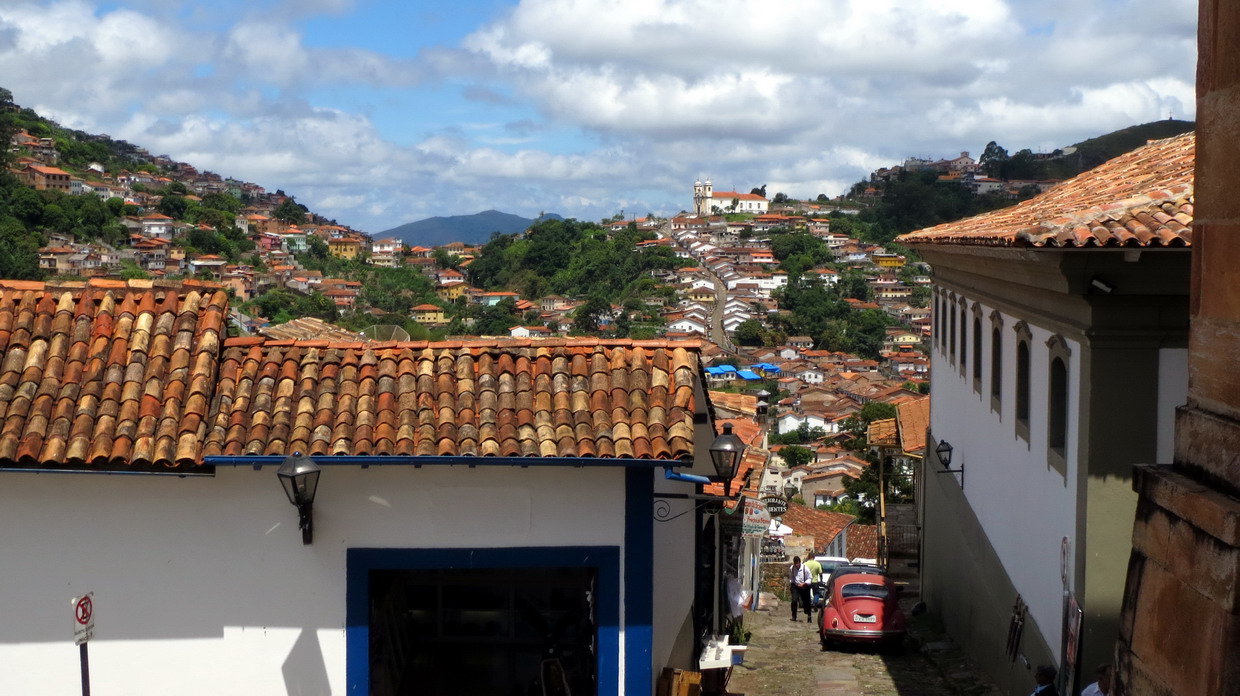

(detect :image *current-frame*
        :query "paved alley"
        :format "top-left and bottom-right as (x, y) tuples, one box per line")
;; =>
(725, 600), (1002, 696)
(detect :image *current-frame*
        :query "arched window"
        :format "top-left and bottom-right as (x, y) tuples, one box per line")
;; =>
(1014, 321), (1033, 442)
(949, 297), (957, 363)
(1049, 357), (1067, 450)
(972, 313), (983, 391)
(1046, 334), (1071, 476)
(989, 311), (1003, 414)
(959, 303), (968, 376)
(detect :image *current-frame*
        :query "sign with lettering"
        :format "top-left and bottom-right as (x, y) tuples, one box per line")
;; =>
(761, 495), (788, 517)
(741, 498), (771, 537)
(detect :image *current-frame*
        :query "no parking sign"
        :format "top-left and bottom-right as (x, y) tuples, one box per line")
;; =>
(72, 593), (94, 645)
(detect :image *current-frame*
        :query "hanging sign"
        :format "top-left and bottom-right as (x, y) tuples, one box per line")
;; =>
(761, 495), (788, 517)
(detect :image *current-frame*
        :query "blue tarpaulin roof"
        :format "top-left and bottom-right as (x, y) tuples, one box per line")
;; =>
(705, 365), (738, 376)
(752, 363), (782, 373)
(736, 370), (762, 380)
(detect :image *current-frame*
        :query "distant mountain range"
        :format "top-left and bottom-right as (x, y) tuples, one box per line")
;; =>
(377, 210), (564, 247)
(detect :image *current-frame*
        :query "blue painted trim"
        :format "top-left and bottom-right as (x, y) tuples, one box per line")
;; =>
(207, 455), (684, 469)
(625, 468), (655, 695)
(346, 546), (621, 696)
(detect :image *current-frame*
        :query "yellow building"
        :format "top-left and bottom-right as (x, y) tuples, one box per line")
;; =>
(329, 237), (362, 260)
(872, 253), (906, 269)
(412, 303), (447, 324)
(437, 281), (467, 302)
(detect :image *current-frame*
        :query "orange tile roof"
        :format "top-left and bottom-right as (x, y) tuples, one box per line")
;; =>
(259, 317), (367, 343)
(0, 281), (227, 470)
(202, 339), (701, 460)
(899, 133), (1194, 248)
(0, 284), (707, 469)
(708, 390), (759, 416)
(846, 524), (879, 560)
(896, 397), (929, 455)
(866, 418), (899, 447)
(782, 503), (855, 552)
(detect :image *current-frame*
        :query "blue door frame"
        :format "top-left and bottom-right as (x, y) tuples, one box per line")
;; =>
(346, 469), (655, 695)
(347, 546), (621, 694)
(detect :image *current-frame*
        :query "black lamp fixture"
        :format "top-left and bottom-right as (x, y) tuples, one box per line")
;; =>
(709, 423), (745, 497)
(277, 452), (321, 545)
(783, 479), (798, 501)
(936, 440), (954, 468)
(934, 439), (964, 486)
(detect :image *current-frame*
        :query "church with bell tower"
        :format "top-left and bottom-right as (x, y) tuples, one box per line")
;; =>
(693, 179), (713, 216)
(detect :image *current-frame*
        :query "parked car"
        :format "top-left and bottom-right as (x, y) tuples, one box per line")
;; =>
(818, 571), (907, 650)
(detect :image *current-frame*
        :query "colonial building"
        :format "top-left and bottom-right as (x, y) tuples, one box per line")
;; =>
(692, 180), (769, 215)
(899, 133), (1193, 695)
(0, 279), (736, 696)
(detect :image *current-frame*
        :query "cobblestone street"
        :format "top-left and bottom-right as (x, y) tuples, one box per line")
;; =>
(725, 598), (1002, 696)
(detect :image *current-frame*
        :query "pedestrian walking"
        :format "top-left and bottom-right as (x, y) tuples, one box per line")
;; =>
(1080, 664), (1110, 696)
(1030, 665), (1060, 696)
(788, 556), (813, 623)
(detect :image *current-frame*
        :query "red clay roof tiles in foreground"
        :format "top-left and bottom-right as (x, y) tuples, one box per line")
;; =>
(0, 280), (228, 471)
(897, 132), (1194, 248)
(0, 279), (706, 469)
(203, 340), (700, 461)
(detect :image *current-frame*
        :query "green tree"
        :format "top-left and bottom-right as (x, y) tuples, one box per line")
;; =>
(119, 260), (150, 280)
(571, 296), (610, 334)
(979, 140), (1009, 179)
(733, 318), (766, 347)
(0, 88), (16, 170)
(273, 197), (307, 225)
(780, 445), (814, 469)
(0, 216), (44, 279)
(159, 194), (189, 219)
(306, 235), (329, 259)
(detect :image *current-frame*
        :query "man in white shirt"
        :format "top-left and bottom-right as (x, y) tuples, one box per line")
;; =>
(787, 556), (813, 623)
(1080, 664), (1111, 696)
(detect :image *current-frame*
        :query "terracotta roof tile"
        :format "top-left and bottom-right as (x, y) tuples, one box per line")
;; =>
(866, 418), (899, 448)
(202, 340), (701, 461)
(0, 284), (706, 470)
(846, 524), (879, 561)
(0, 282), (227, 471)
(782, 503), (855, 552)
(898, 133), (1194, 248)
(896, 397), (929, 455)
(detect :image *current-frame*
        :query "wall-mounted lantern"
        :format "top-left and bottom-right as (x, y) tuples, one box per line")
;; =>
(276, 452), (321, 545)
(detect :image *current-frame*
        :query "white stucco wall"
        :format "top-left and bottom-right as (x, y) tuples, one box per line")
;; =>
(1156, 348), (1189, 464)
(929, 300), (1080, 654)
(0, 464), (686, 695)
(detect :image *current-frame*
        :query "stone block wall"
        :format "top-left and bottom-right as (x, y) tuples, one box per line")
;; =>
(1114, 2), (1240, 693)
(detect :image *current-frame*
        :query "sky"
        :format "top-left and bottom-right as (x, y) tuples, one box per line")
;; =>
(0, 0), (1197, 233)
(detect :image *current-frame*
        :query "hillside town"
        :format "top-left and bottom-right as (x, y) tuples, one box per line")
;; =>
(1, 38), (1234, 696)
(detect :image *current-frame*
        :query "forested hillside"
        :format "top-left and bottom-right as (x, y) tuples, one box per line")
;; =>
(467, 218), (692, 302)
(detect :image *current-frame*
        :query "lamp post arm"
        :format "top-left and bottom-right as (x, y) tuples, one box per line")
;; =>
(298, 503), (313, 545)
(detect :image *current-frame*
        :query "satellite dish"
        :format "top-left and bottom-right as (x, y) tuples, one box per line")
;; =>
(360, 325), (410, 342)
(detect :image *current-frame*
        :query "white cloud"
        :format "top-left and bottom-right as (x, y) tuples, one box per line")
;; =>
(0, 0), (1200, 231)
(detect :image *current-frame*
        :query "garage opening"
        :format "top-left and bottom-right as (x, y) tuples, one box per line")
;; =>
(368, 567), (598, 696)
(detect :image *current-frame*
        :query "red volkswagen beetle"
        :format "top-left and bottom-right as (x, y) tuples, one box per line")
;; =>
(818, 571), (907, 650)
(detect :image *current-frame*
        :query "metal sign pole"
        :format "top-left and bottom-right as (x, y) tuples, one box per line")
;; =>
(79, 643), (90, 696)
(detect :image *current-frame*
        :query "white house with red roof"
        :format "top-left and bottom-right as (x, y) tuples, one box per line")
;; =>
(693, 180), (769, 215)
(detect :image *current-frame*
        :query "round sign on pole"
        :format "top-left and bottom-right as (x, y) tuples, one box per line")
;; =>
(72, 593), (94, 645)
